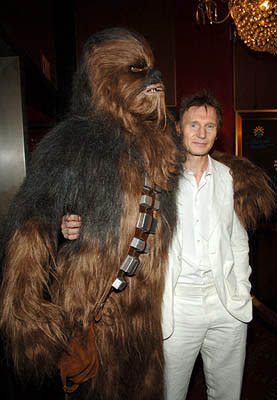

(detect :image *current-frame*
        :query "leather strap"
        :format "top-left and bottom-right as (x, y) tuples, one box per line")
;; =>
(94, 176), (161, 321)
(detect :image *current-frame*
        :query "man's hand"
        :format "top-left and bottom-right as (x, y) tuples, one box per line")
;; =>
(61, 214), (82, 240)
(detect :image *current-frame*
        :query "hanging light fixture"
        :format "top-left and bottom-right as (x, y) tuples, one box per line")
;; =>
(196, 0), (277, 55)
(196, 0), (231, 25)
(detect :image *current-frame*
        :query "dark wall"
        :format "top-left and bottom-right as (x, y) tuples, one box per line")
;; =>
(234, 39), (277, 110)
(1, 0), (77, 152)
(1, 1), (57, 84)
(174, 0), (234, 153)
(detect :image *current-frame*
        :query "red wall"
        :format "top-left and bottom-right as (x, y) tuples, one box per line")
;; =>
(175, 0), (234, 154)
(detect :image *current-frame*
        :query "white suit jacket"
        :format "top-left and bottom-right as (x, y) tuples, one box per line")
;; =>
(162, 157), (252, 340)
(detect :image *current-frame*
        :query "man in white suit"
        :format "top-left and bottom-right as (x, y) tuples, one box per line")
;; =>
(162, 91), (252, 400)
(61, 92), (252, 400)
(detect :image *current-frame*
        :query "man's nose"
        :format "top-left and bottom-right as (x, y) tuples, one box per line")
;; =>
(147, 69), (162, 80)
(197, 126), (207, 138)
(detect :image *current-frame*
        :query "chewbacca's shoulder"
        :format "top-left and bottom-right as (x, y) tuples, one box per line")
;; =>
(36, 116), (120, 151)
(29, 116), (125, 170)
(7, 116), (125, 233)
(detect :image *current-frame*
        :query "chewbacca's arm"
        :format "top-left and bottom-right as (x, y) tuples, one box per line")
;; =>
(0, 219), (69, 381)
(0, 123), (83, 380)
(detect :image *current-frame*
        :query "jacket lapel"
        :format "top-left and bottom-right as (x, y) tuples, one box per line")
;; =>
(208, 157), (228, 239)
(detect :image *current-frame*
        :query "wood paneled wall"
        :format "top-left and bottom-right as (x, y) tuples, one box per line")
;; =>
(234, 38), (277, 110)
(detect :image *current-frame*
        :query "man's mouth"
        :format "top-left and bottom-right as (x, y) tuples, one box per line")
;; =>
(193, 142), (207, 146)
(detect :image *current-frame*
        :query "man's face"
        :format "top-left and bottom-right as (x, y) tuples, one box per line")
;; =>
(178, 105), (218, 157)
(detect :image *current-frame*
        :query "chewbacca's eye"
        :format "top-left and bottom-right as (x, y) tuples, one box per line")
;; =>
(129, 65), (146, 73)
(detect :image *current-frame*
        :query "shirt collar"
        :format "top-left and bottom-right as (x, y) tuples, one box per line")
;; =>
(182, 154), (213, 178)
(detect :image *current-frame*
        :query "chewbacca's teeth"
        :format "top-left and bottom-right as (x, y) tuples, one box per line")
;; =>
(145, 85), (164, 94)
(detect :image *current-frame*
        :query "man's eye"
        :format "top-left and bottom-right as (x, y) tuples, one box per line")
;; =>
(207, 124), (216, 130)
(129, 65), (145, 73)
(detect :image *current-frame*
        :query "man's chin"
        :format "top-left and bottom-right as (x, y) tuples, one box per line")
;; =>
(189, 150), (210, 157)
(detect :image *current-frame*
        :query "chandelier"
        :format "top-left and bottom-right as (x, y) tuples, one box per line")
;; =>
(196, 0), (277, 55)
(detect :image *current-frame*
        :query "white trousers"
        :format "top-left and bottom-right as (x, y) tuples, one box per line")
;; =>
(163, 284), (248, 400)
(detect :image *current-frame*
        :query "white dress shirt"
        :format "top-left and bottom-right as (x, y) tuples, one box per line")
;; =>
(176, 155), (214, 286)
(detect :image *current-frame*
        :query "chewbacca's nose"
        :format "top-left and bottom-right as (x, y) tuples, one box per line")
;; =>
(148, 69), (162, 80)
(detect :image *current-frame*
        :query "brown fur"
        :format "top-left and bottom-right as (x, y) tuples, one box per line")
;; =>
(0, 220), (68, 380)
(0, 28), (181, 399)
(87, 35), (178, 190)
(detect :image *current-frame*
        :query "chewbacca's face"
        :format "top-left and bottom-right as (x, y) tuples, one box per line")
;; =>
(86, 31), (166, 127)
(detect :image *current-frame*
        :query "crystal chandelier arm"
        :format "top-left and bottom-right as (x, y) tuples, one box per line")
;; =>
(196, 3), (208, 24)
(196, 0), (231, 25)
(212, 9), (231, 24)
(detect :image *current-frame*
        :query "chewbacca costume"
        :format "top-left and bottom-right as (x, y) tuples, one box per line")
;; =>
(0, 28), (182, 399)
(0, 27), (275, 400)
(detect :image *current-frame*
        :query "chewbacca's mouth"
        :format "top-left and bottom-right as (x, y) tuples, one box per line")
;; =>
(144, 84), (164, 95)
